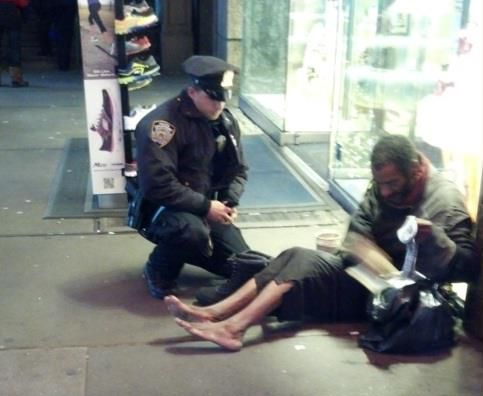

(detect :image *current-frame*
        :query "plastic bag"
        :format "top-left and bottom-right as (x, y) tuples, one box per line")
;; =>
(356, 216), (455, 353)
(358, 281), (455, 353)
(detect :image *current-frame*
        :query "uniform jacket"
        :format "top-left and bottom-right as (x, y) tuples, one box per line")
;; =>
(135, 89), (248, 217)
(347, 166), (479, 283)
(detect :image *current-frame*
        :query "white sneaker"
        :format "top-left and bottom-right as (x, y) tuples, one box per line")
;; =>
(125, 0), (151, 14)
(115, 9), (158, 34)
(123, 104), (156, 130)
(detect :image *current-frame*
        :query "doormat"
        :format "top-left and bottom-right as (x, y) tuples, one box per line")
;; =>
(44, 135), (336, 226)
(44, 138), (94, 219)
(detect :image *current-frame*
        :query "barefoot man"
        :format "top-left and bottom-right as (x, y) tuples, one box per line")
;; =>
(165, 135), (479, 351)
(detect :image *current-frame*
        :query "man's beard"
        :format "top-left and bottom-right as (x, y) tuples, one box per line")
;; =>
(384, 180), (413, 207)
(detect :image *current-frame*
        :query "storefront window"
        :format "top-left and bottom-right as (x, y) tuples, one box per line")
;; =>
(240, 0), (480, 218)
(241, 0), (290, 132)
(241, 0), (337, 140)
(331, 0), (480, 216)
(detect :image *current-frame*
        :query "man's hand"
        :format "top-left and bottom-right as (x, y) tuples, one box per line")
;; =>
(415, 217), (433, 242)
(207, 200), (236, 224)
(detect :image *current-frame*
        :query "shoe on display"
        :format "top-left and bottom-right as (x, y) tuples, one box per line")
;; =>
(90, 89), (114, 152)
(109, 42), (116, 56)
(124, 104), (156, 130)
(125, 0), (151, 14)
(118, 55), (160, 78)
(124, 161), (138, 178)
(143, 261), (178, 299)
(118, 70), (159, 85)
(115, 9), (158, 35)
(127, 76), (153, 91)
(126, 35), (151, 56)
(134, 36), (151, 46)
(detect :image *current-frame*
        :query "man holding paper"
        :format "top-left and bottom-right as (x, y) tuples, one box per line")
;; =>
(164, 134), (479, 351)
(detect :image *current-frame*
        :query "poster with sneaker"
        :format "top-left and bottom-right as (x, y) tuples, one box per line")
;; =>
(78, 0), (117, 78)
(84, 79), (126, 194)
(77, 0), (125, 194)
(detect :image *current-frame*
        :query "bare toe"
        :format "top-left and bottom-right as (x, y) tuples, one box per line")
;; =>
(174, 317), (196, 332)
(174, 319), (243, 351)
(166, 296), (212, 322)
(164, 295), (182, 315)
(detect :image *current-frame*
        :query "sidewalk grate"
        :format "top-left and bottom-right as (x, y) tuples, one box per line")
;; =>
(236, 207), (343, 228)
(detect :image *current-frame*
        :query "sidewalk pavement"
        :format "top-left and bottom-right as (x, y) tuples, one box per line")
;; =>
(0, 62), (482, 396)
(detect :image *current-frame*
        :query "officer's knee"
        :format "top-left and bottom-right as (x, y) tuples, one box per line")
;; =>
(179, 223), (211, 254)
(147, 211), (212, 256)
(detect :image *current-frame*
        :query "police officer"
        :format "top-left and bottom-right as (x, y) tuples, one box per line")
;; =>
(134, 55), (263, 304)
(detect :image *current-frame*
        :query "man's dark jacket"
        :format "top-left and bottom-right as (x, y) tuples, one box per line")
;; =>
(348, 166), (479, 283)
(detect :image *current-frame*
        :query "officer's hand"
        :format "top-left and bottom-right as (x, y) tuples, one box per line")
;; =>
(207, 200), (235, 224)
(228, 207), (238, 222)
(223, 201), (238, 222)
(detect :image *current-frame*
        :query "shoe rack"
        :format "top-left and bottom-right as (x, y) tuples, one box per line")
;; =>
(114, 0), (160, 176)
(114, 0), (132, 168)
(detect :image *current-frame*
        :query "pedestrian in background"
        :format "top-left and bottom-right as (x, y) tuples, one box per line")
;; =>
(31, 0), (54, 57)
(0, 0), (30, 87)
(48, 0), (78, 71)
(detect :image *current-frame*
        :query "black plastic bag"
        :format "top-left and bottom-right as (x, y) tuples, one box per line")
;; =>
(358, 281), (455, 353)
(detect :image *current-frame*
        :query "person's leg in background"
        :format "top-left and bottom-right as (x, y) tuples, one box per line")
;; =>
(88, 2), (111, 45)
(7, 26), (28, 87)
(0, 27), (3, 85)
(0, 2), (28, 87)
(51, 3), (77, 71)
(33, 2), (54, 56)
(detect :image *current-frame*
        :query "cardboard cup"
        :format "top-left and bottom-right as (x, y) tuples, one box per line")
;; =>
(316, 232), (341, 254)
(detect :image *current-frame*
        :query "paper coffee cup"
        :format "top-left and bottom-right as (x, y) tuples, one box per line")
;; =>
(316, 232), (341, 254)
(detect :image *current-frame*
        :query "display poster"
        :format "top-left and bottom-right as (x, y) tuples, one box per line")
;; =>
(77, 0), (126, 194)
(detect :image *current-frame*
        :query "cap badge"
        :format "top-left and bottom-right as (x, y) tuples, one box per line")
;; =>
(221, 70), (235, 88)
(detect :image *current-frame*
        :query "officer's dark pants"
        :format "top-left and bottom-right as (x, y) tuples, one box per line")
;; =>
(147, 209), (249, 281)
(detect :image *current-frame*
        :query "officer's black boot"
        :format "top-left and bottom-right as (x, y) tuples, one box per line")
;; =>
(144, 244), (185, 299)
(195, 250), (271, 306)
(143, 260), (179, 299)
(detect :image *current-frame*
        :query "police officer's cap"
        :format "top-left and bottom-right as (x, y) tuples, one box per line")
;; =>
(182, 55), (239, 102)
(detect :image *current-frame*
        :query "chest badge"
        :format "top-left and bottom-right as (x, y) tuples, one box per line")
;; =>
(150, 120), (176, 147)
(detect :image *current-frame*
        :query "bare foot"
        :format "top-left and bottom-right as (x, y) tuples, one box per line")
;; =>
(175, 318), (243, 351)
(164, 295), (214, 322)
